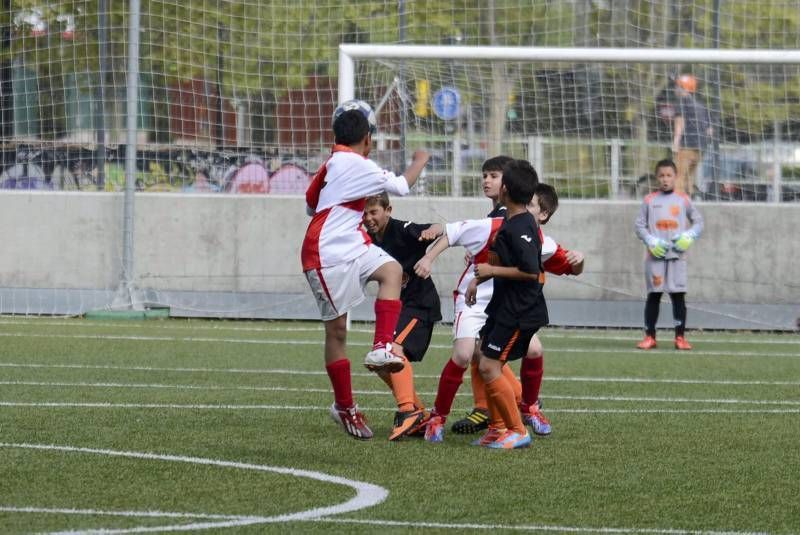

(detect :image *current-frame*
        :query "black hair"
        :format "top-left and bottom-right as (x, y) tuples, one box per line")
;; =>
(333, 109), (370, 145)
(534, 183), (559, 224)
(482, 155), (514, 173)
(655, 158), (677, 174)
(501, 159), (538, 205)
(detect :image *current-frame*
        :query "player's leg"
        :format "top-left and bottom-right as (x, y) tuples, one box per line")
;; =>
(386, 312), (428, 440)
(637, 292), (661, 349)
(638, 258), (664, 349)
(519, 334), (551, 436)
(425, 336), (475, 443)
(362, 246), (405, 372)
(323, 316), (374, 439)
(449, 310), (492, 435)
(666, 260), (691, 350)
(305, 266), (372, 439)
(457, 350), (522, 434)
(477, 320), (531, 449)
(670, 292), (692, 350)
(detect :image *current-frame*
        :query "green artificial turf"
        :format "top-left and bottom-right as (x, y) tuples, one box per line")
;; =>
(0, 317), (798, 534)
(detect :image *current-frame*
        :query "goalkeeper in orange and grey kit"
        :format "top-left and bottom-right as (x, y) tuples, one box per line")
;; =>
(634, 158), (703, 350)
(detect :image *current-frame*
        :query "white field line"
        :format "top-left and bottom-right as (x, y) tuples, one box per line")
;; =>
(0, 506), (244, 520)
(0, 442), (388, 534)
(0, 510), (770, 535)
(0, 401), (798, 414)
(316, 517), (771, 534)
(2, 381), (799, 407)
(1, 362), (799, 387)
(0, 331), (798, 358)
(0, 508), (770, 535)
(0, 478), (771, 535)
(1, 318), (797, 346)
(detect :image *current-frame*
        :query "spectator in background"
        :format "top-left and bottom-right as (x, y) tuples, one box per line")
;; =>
(671, 74), (713, 197)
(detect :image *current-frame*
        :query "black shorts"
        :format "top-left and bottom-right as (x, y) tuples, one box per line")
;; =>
(479, 316), (538, 362)
(393, 309), (435, 362)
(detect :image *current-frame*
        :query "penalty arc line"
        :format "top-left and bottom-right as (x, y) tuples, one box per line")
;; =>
(0, 446), (772, 535)
(0, 442), (388, 534)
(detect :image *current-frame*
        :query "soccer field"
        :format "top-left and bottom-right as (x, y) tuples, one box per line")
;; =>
(0, 317), (798, 534)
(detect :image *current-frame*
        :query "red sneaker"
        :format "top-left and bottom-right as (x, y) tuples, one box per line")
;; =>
(330, 403), (373, 439)
(636, 335), (657, 350)
(674, 336), (693, 350)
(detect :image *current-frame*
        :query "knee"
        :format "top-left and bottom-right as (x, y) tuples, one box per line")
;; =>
(384, 260), (402, 281)
(526, 336), (543, 358)
(451, 348), (472, 368)
(478, 358), (497, 380)
(325, 319), (347, 343)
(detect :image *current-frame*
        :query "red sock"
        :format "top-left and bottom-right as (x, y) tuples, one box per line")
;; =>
(519, 355), (544, 411)
(326, 358), (353, 409)
(373, 299), (402, 349)
(433, 358), (465, 418)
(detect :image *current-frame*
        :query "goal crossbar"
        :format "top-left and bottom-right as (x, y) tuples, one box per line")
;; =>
(338, 44), (800, 102)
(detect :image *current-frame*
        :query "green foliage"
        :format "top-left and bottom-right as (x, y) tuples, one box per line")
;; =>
(4, 1), (800, 143)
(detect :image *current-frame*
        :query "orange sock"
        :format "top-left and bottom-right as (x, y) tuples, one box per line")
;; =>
(502, 364), (523, 406)
(390, 356), (416, 412)
(470, 361), (487, 411)
(413, 391), (425, 411)
(485, 375), (526, 434)
(484, 386), (505, 430)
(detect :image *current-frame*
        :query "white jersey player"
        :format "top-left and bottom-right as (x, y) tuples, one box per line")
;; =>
(301, 101), (430, 440)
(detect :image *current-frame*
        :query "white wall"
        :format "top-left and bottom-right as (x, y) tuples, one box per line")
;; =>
(1, 191), (798, 307)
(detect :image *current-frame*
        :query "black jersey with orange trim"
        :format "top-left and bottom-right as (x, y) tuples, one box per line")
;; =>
(369, 218), (442, 322)
(484, 211), (548, 330)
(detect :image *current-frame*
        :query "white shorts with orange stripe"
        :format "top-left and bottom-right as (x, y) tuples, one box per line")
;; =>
(304, 244), (395, 321)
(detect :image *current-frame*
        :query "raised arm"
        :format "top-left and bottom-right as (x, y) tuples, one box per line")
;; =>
(401, 150), (431, 189)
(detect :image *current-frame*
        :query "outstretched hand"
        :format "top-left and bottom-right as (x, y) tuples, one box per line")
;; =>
(418, 224), (442, 242)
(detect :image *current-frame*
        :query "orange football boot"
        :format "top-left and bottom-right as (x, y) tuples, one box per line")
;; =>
(674, 336), (693, 350)
(636, 335), (657, 350)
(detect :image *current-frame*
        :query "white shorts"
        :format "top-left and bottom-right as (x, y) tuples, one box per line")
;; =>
(452, 305), (488, 340)
(305, 244), (395, 321)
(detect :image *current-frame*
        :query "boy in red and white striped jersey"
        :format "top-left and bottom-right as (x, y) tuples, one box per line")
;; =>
(301, 102), (430, 439)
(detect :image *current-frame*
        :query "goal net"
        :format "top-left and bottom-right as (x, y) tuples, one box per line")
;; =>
(1, 1), (798, 329)
(343, 45), (800, 202)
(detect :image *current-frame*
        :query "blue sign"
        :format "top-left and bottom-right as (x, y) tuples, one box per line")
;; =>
(432, 87), (461, 121)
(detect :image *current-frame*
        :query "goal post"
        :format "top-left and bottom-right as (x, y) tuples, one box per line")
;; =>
(340, 44), (800, 203)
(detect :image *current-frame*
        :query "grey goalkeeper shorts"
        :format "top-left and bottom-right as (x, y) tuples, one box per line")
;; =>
(644, 258), (688, 293)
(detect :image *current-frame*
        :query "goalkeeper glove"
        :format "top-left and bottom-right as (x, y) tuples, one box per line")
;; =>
(646, 236), (669, 258)
(672, 231), (697, 252)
